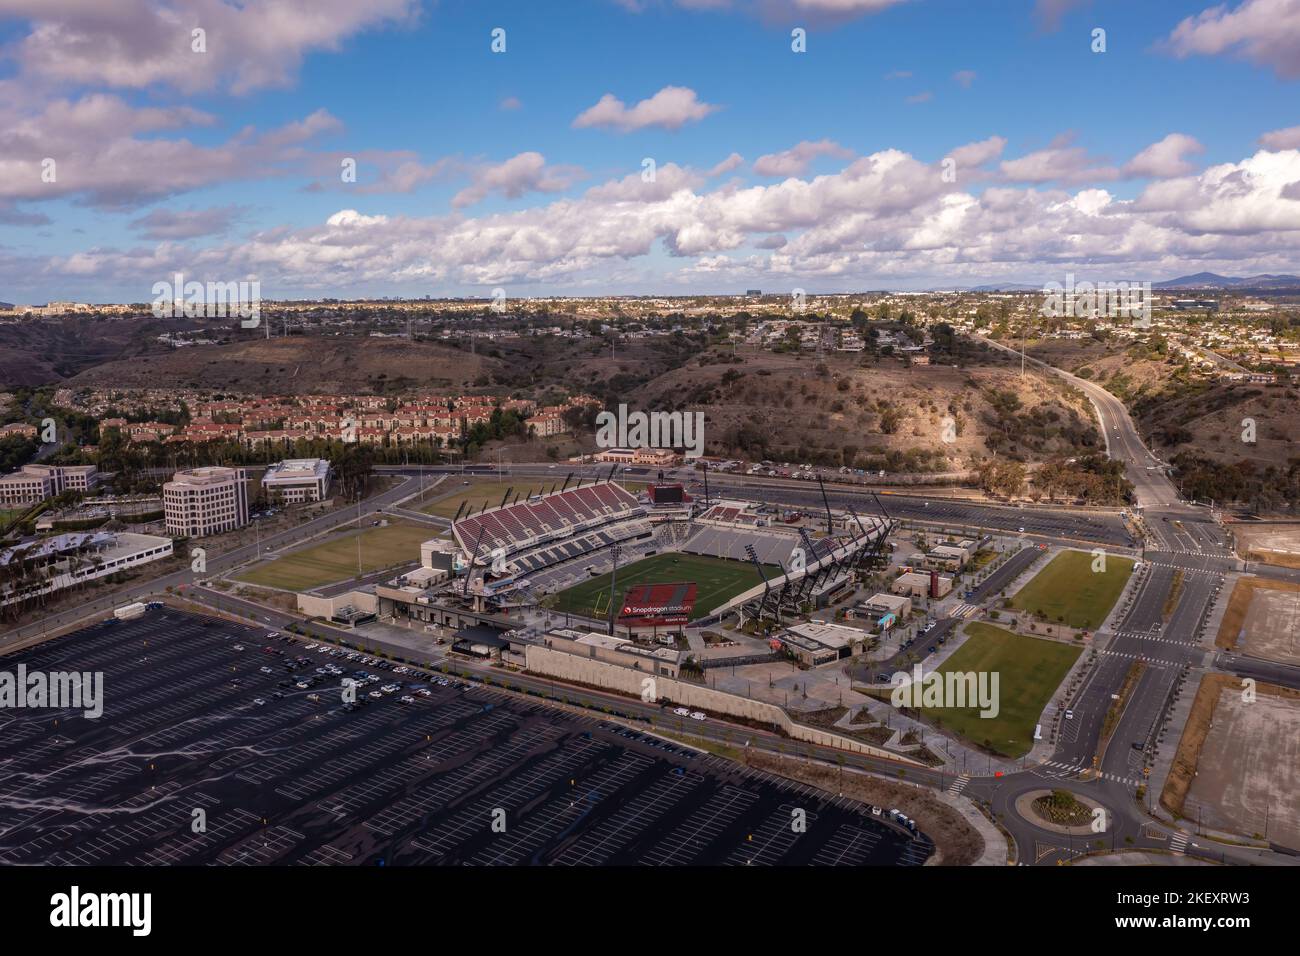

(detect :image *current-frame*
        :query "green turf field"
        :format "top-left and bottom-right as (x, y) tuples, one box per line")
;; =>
(912, 622), (1081, 758)
(420, 478), (646, 517)
(1007, 549), (1134, 630)
(550, 551), (778, 619)
(234, 521), (431, 591)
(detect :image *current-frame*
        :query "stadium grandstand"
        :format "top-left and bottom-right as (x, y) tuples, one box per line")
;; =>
(451, 481), (653, 591)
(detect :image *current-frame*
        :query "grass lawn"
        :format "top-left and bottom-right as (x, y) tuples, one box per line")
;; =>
(235, 521), (431, 591)
(420, 478), (646, 518)
(1007, 549), (1133, 630)
(550, 551), (778, 619)
(919, 623), (1081, 758)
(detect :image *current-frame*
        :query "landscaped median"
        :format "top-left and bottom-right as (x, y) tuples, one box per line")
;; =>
(1006, 548), (1134, 631)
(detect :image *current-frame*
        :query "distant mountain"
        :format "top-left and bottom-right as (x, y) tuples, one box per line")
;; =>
(966, 283), (1044, 293)
(1152, 272), (1300, 290)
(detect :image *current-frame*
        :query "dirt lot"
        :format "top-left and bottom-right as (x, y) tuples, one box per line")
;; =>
(1215, 576), (1300, 665)
(1231, 523), (1300, 569)
(1161, 674), (1300, 849)
(1184, 692), (1300, 848)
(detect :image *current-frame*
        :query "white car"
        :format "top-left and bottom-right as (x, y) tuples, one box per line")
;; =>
(1064, 709), (1074, 720)
(259, 666), (274, 674)
(252, 698), (266, 707)
(305, 644), (318, 651)
(399, 696), (416, 704)
(232, 644), (244, 651)
(689, 711), (706, 721)
(369, 690), (383, 699)
(673, 707), (690, 717)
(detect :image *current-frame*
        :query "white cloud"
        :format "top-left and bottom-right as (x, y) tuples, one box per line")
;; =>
(999, 136), (1119, 184)
(2, 0), (419, 95)
(19, 140), (1300, 297)
(1122, 133), (1205, 178)
(129, 205), (246, 239)
(1033, 0), (1090, 32)
(753, 140), (852, 176)
(326, 210), (389, 228)
(708, 152), (745, 176)
(953, 70), (977, 88)
(1260, 124), (1300, 149)
(0, 95), (340, 209)
(947, 136), (1007, 169)
(451, 153), (585, 208)
(572, 86), (718, 132)
(1164, 0), (1300, 78)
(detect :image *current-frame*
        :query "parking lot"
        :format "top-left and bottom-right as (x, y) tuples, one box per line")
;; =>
(0, 608), (929, 866)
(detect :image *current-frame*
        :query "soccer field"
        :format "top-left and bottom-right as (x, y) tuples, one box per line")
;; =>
(550, 551), (777, 619)
(917, 623), (1081, 758)
(235, 522), (431, 591)
(1007, 549), (1134, 630)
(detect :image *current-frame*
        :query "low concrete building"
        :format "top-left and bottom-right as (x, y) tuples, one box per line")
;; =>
(540, 626), (682, 678)
(0, 531), (171, 608)
(261, 458), (332, 503)
(591, 447), (680, 467)
(891, 570), (953, 600)
(784, 620), (870, 661)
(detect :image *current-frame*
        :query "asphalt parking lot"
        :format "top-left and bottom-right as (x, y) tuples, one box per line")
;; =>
(0, 608), (930, 866)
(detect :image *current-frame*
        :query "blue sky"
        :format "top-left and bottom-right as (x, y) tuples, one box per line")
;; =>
(2, 0), (1300, 302)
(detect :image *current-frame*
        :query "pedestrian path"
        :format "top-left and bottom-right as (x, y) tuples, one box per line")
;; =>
(948, 603), (979, 619)
(946, 774), (970, 797)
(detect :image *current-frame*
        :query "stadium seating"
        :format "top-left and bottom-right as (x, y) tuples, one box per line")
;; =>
(453, 482), (644, 562)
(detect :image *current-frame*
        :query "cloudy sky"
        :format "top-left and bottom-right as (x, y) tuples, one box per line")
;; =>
(2, 0), (1300, 303)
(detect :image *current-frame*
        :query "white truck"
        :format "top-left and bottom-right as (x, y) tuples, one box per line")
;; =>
(114, 602), (147, 621)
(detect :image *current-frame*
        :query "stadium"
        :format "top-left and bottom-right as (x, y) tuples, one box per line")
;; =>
(444, 474), (893, 634)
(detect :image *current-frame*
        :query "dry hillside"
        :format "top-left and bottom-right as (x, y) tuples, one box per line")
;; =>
(67, 335), (503, 394)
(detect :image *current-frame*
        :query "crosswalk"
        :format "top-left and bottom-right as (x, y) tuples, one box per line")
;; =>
(1039, 760), (1140, 787)
(1098, 649), (1180, 668)
(946, 775), (970, 797)
(1114, 631), (1202, 649)
(948, 603), (979, 619)
(1169, 831), (1190, 855)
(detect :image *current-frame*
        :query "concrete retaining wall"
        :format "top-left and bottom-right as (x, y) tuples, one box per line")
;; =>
(523, 644), (920, 765)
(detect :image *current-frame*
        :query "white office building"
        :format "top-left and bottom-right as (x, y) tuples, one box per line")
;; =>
(164, 466), (249, 537)
(261, 458), (332, 503)
(0, 464), (99, 506)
